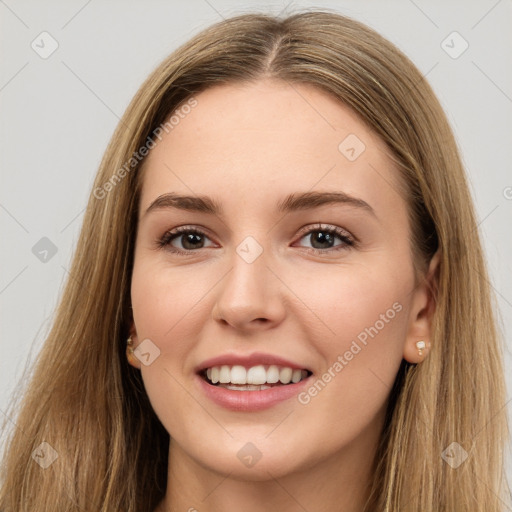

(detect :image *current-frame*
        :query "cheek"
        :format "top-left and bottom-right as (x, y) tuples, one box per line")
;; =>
(293, 260), (411, 406)
(299, 261), (409, 344)
(287, 266), (410, 458)
(131, 259), (211, 342)
(130, 261), (209, 434)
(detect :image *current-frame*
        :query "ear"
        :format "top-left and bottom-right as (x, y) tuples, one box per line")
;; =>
(403, 250), (440, 363)
(126, 319), (142, 370)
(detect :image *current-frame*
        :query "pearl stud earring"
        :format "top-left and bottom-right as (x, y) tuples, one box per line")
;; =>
(416, 340), (426, 356)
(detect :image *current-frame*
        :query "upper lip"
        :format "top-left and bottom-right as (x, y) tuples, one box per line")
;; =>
(196, 351), (312, 373)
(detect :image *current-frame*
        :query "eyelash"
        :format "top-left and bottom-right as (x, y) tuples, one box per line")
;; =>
(156, 223), (355, 256)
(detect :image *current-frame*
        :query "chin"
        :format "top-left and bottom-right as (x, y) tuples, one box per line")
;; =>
(181, 435), (308, 481)
(203, 452), (305, 482)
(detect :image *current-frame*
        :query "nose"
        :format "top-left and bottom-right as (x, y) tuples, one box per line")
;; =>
(211, 244), (287, 331)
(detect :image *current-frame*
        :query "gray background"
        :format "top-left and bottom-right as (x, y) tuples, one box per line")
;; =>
(1, 0), (511, 490)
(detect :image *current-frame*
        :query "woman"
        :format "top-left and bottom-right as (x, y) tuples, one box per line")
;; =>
(0, 9), (509, 512)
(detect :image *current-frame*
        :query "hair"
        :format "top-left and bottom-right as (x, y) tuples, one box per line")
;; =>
(1, 8), (509, 512)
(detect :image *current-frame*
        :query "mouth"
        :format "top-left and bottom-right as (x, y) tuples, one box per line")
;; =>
(199, 364), (313, 391)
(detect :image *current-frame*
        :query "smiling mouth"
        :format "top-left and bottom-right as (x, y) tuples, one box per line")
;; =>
(200, 364), (312, 391)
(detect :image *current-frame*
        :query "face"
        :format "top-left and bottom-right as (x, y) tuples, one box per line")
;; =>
(129, 79), (435, 480)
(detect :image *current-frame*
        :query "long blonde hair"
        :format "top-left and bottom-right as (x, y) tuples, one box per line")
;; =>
(1, 9), (509, 511)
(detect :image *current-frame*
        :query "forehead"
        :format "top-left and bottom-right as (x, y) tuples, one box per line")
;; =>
(137, 79), (406, 222)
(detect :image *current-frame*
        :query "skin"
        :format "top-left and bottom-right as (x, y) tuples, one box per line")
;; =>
(128, 79), (439, 512)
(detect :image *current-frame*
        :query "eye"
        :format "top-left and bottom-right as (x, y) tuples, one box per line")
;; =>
(294, 223), (355, 255)
(157, 226), (215, 254)
(156, 223), (355, 255)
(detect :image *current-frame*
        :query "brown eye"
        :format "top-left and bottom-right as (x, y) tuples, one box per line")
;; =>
(295, 224), (355, 254)
(158, 227), (214, 253)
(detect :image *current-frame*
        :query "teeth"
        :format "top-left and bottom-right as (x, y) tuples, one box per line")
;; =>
(219, 365), (230, 384)
(279, 367), (292, 384)
(267, 365), (280, 383)
(203, 364), (309, 386)
(231, 365), (246, 384)
(224, 384), (272, 391)
(247, 365), (267, 385)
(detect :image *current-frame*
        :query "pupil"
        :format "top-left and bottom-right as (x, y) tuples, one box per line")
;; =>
(312, 231), (333, 249)
(183, 233), (203, 249)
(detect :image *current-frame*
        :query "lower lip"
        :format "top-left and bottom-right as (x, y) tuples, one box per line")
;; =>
(196, 373), (311, 411)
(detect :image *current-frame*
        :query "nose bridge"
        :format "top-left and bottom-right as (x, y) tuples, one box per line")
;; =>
(212, 233), (285, 327)
(235, 234), (266, 266)
(226, 234), (273, 301)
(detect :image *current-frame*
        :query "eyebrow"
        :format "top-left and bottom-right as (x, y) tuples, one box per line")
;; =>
(144, 191), (376, 218)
